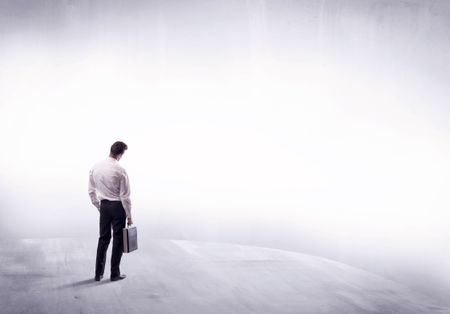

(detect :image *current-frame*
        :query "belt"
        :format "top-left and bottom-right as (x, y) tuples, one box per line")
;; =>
(101, 199), (121, 203)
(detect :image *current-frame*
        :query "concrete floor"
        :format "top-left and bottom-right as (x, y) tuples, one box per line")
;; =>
(0, 238), (449, 314)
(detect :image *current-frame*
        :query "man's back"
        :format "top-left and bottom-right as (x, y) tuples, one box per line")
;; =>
(90, 157), (126, 201)
(88, 156), (131, 219)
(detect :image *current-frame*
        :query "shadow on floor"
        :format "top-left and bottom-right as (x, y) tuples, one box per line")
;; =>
(55, 278), (112, 290)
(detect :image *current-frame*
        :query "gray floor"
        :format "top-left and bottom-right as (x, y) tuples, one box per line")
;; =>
(0, 238), (449, 314)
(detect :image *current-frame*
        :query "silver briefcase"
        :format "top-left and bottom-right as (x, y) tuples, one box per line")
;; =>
(123, 225), (138, 253)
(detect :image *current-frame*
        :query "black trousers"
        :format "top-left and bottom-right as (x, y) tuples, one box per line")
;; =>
(95, 200), (126, 278)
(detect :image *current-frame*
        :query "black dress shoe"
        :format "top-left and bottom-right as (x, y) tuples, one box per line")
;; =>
(110, 274), (127, 281)
(95, 275), (103, 281)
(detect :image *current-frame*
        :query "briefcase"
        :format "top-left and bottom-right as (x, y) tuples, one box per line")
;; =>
(123, 225), (138, 253)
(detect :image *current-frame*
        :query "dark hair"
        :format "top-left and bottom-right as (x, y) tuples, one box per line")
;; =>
(110, 141), (128, 157)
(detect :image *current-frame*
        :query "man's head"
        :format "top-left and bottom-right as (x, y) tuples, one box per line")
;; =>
(110, 141), (128, 161)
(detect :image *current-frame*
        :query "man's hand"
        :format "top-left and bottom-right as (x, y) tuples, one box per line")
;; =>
(127, 217), (133, 226)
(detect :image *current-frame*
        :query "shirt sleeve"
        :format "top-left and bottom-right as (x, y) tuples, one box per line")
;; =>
(119, 170), (132, 219)
(88, 169), (101, 211)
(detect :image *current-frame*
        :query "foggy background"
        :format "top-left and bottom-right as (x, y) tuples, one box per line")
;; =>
(1, 0), (450, 305)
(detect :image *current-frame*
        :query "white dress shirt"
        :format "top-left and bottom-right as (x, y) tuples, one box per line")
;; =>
(88, 157), (132, 219)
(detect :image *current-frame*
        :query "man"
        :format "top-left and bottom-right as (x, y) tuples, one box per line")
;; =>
(88, 141), (133, 282)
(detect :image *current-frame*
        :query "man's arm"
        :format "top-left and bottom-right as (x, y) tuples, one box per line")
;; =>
(119, 170), (132, 223)
(88, 169), (101, 211)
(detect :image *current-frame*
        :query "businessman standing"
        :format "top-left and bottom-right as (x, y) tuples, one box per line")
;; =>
(88, 141), (133, 281)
